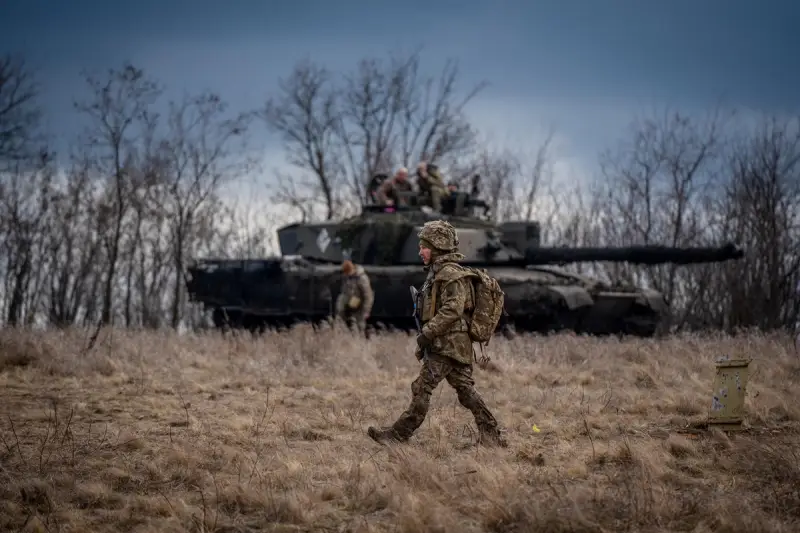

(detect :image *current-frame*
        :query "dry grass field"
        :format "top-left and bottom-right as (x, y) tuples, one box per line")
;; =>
(0, 325), (799, 533)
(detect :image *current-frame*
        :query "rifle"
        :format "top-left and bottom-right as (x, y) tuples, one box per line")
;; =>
(410, 285), (435, 380)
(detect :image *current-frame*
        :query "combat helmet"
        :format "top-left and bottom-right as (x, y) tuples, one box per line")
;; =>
(417, 220), (459, 252)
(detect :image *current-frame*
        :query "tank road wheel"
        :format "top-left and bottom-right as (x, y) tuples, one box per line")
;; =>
(553, 305), (590, 335)
(619, 304), (660, 338)
(311, 317), (329, 332)
(260, 317), (292, 334)
(213, 308), (268, 337)
(240, 313), (269, 335)
(212, 307), (225, 328)
(212, 307), (239, 334)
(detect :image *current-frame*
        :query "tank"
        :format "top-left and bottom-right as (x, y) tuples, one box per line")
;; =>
(185, 182), (744, 337)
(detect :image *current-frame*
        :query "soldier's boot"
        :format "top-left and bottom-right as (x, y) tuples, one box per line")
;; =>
(367, 426), (407, 445)
(356, 318), (370, 339)
(478, 425), (508, 448)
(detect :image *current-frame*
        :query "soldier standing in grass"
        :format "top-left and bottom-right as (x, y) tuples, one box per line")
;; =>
(367, 220), (508, 447)
(335, 260), (374, 336)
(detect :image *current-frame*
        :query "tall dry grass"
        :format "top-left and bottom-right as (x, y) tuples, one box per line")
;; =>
(0, 324), (798, 532)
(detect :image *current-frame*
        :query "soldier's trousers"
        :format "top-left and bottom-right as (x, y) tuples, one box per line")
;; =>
(429, 186), (446, 211)
(339, 310), (368, 338)
(391, 355), (500, 439)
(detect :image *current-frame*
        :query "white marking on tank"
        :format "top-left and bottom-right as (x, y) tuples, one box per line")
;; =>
(317, 228), (331, 253)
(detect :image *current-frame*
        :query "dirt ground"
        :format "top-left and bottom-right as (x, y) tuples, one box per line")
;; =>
(0, 325), (798, 533)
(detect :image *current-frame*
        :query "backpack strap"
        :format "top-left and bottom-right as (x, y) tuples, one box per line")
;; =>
(473, 342), (491, 368)
(430, 280), (439, 315)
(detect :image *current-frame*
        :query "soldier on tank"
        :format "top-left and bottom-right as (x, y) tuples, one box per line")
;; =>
(366, 173), (389, 204)
(376, 167), (413, 208)
(335, 260), (374, 335)
(440, 181), (461, 215)
(416, 162), (448, 212)
(367, 220), (508, 447)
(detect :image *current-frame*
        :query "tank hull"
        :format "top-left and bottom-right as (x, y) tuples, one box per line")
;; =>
(186, 189), (741, 337)
(185, 257), (667, 337)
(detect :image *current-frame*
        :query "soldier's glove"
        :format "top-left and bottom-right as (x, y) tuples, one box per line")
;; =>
(416, 333), (433, 350)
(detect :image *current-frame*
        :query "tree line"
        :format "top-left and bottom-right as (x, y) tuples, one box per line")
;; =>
(0, 50), (798, 333)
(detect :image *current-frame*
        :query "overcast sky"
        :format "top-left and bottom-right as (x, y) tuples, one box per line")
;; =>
(2, 0), (798, 194)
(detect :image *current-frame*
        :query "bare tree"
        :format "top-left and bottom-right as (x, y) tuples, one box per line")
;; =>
(448, 145), (520, 221)
(262, 60), (340, 220)
(338, 52), (485, 199)
(208, 197), (279, 260)
(447, 130), (561, 237)
(0, 56), (268, 330)
(556, 181), (606, 249)
(154, 92), (252, 328)
(125, 144), (170, 328)
(593, 107), (729, 320)
(270, 171), (318, 223)
(716, 115), (800, 331)
(0, 55), (52, 326)
(44, 150), (103, 327)
(73, 63), (162, 326)
(261, 50), (486, 219)
(0, 152), (54, 325)
(0, 54), (43, 165)
(506, 129), (558, 228)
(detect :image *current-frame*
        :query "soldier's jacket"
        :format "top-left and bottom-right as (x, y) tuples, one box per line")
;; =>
(418, 252), (476, 365)
(418, 167), (447, 193)
(335, 265), (375, 316)
(377, 178), (413, 205)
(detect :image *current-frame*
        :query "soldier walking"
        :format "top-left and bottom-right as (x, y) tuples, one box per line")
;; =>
(367, 220), (507, 447)
(335, 260), (374, 336)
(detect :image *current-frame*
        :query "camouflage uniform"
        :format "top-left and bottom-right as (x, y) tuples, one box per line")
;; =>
(417, 163), (448, 211)
(376, 176), (413, 207)
(367, 220), (507, 447)
(335, 261), (374, 333)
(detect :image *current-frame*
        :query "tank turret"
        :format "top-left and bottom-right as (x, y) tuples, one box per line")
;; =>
(275, 207), (743, 267)
(186, 185), (744, 337)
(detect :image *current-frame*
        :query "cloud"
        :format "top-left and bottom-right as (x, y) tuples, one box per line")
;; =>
(6, 0), (798, 245)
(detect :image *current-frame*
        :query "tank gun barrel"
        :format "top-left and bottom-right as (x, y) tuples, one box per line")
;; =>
(521, 242), (744, 266)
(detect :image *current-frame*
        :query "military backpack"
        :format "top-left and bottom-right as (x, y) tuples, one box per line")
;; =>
(462, 266), (506, 344)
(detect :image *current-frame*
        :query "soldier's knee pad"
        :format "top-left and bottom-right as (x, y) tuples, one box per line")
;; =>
(411, 377), (434, 396)
(454, 385), (476, 399)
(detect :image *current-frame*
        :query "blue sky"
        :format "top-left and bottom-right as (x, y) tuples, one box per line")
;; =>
(2, 0), (798, 192)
